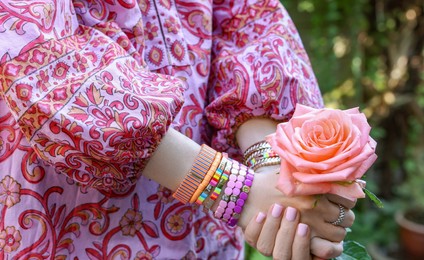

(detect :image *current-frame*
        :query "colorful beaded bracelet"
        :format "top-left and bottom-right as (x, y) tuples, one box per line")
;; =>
(227, 169), (254, 227)
(196, 155), (227, 206)
(173, 144), (217, 204)
(214, 159), (254, 227)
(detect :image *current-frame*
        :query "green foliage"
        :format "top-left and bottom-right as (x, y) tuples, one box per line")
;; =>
(333, 241), (372, 260)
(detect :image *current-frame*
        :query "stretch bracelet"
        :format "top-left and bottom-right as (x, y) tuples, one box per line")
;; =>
(203, 158), (232, 211)
(214, 159), (254, 227)
(195, 154), (227, 206)
(214, 159), (247, 222)
(173, 145), (217, 204)
(228, 168), (254, 227)
(189, 152), (223, 203)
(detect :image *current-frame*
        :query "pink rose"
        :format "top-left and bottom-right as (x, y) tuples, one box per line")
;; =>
(266, 104), (377, 201)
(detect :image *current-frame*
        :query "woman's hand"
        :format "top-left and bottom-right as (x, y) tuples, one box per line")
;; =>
(244, 204), (312, 260)
(238, 168), (354, 258)
(238, 169), (354, 238)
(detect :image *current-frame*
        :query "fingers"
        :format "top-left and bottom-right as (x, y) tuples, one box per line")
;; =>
(273, 206), (299, 259)
(310, 237), (344, 259)
(325, 194), (357, 209)
(256, 204), (285, 256)
(244, 211), (267, 247)
(292, 223), (311, 260)
(243, 204), (313, 260)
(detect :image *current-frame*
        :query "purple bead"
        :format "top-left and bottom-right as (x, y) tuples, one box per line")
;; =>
(239, 192), (248, 200)
(228, 218), (237, 226)
(234, 205), (242, 214)
(236, 198), (245, 206)
(232, 187), (240, 196)
(246, 173), (254, 180)
(228, 201), (236, 208)
(245, 179), (253, 187)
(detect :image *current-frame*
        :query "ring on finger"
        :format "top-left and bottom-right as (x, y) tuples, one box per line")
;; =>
(330, 204), (345, 226)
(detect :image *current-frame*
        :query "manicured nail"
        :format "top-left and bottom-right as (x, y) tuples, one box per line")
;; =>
(286, 206), (297, 221)
(297, 223), (309, 237)
(272, 204), (283, 218)
(256, 212), (266, 223)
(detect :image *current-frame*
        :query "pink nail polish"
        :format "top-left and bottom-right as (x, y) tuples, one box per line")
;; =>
(297, 223), (308, 237)
(286, 207), (297, 221)
(271, 204), (283, 218)
(256, 212), (266, 223)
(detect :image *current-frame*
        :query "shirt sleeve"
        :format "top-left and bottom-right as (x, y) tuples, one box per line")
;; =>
(206, 0), (324, 156)
(0, 1), (185, 193)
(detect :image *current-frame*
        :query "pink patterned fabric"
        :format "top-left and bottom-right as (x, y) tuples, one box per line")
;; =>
(0, 0), (323, 258)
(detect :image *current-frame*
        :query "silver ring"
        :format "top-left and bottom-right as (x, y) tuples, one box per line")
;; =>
(331, 204), (345, 226)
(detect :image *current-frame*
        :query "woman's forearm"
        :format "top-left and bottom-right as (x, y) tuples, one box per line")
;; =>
(143, 128), (201, 191)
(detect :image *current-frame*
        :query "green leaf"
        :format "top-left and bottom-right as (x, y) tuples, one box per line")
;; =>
(332, 241), (371, 260)
(364, 188), (384, 208)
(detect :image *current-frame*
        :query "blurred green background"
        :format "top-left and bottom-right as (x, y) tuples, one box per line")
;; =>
(246, 0), (424, 259)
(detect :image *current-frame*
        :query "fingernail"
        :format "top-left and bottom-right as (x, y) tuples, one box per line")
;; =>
(297, 223), (309, 237)
(286, 206), (297, 221)
(256, 212), (266, 223)
(271, 204), (283, 218)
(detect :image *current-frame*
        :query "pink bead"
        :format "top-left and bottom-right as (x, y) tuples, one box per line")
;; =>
(227, 180), (235, 188)
(225, 187), (233, 195)
(228, 201), (236, 209)
(232, 188), (240, 196)
(219, 200), (227, 208)
(237, 175), (245, 182)
(229, 174), (237, 181)
(225, 208), (233, 215)
(235, 181), (243, 189)
(223, 213), (231, 221)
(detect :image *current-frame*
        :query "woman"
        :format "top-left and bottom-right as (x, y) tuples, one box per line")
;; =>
(0, 0), (353, 258)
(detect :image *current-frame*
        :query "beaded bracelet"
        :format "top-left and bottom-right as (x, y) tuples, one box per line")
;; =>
(203, 157), (232, 213)
(214, 159), (254, 227)
(212, 159), (236, 219)
(189, 152), (223, 203)
(173, 144), (217, 204)
(196, 155), (227, 206)
(228, 168), (254, 227)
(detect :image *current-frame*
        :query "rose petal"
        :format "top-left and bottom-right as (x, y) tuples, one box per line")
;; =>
(276, 160), (332, 196)
(292, 104), (317, 118)
(328, 182), (366, 201)
(293, 167), (358, 183)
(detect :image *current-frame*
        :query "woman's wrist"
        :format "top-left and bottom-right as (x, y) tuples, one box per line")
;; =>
(236, 118), (279, 153)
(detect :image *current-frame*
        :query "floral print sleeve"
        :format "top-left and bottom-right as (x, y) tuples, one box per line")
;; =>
(0, 1), (185, 193)
(206, 0), (324, 155)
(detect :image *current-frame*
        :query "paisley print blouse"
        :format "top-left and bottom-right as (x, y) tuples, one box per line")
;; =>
(0, 0), (323, 258)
